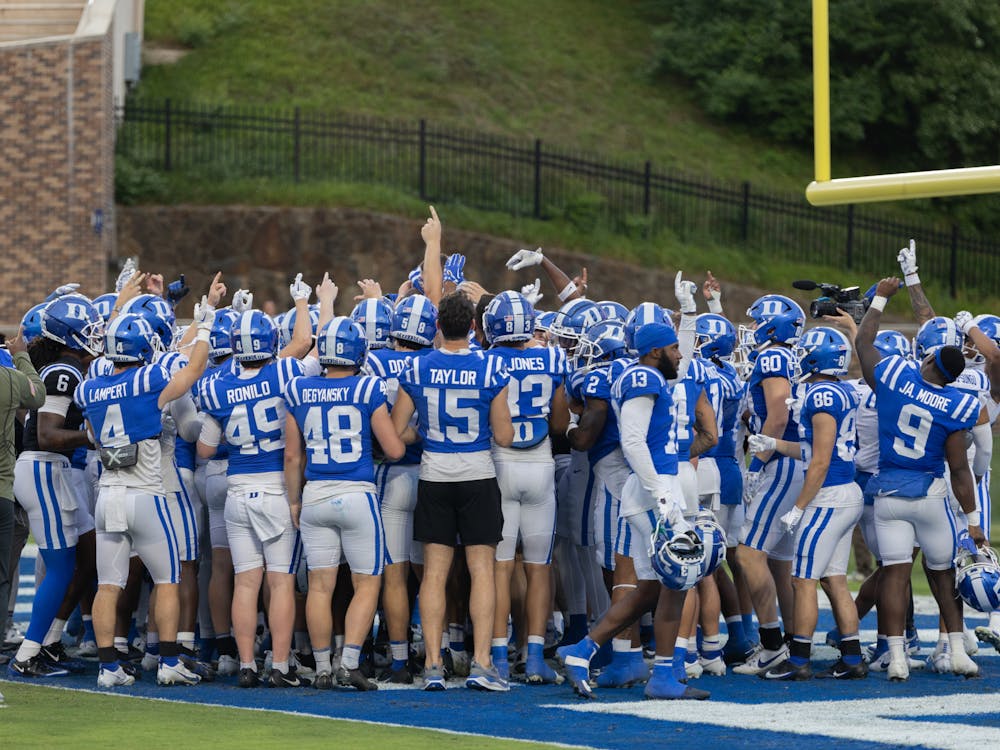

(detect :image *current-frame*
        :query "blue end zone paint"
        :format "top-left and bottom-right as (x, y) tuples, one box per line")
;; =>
(9, 548), (1000, 749)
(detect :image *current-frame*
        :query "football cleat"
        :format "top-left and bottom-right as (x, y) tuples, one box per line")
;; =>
(815, 659), (868, 680)
(596, 657), (639, 688)
(906, 628), (921, 656)
(698, 655), (727, 677)
(824, 629), (841, 649)
(140, 652), (160, 672)
(869, 648), (923, 673)
(377, 665), (413, 684)
(974, 625), (1000, 653)
(40, 642), (86, 673)
(314, 671), (334, 690)
(216, 654), (239, 676)
(8, 654), (69, 678)
(156, 659), (202, 686)
(963, 628), (979, 656)
(949, 648), (979, 678)
(180, 652), (216, 682)
(465, 661), (509, 692)
(97, 664), (135, 687)
(116, 644), (146, 663)
(449, 648), (471, 678)
(644, 669), (710, 700)
(335, 666), (376, 691)
(238, 667), (260, 688)
(732, 644), (789, 675)
(684, 658), (704, 679)
(887, 656), (910, 682)
(269, 666), (311, 688)
(525, 655), (563, 685)
(722, 639), (755, 666)
(557, 640), (597, 699)
(119, 661), (141, 681)
(760, 658), (812, 681)
(76, 640), (98, 658)
(3, 623), (25, 647)
(422, 664), (446, 691)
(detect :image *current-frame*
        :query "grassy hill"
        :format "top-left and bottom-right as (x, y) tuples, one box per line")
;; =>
(132, 0), (995, 313)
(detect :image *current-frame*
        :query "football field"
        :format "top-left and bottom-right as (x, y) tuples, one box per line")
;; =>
(4, 545), (1000, 750)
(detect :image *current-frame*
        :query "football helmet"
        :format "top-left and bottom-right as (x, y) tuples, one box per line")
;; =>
(391, 294), (437, 347)
(279, 305), (321, 349)
(21, 302), (47, 344)
(91, 293), (118, 323)
(318, 317), (368, 368)
(40, 294), (104, 356)
(596, 300), (629, 323)
(693, 510), (727, 578)
(351, 298), (393, 350)
(105, 314), (155, 364)
(955, 538), (1000, 613)
(796, 326), (851, 379)
(483, 291), (535, 344)
(208, 309), (240, 361)
(649, 519), (705, 591)
(534, 310), (556, 333)
(550, 299), (602, 347)
(962, 314), (1000, 366)
(914, 316), (962, 360)
(624, 302), (673, 353)
(873, 329), (912, 360)
(577, 319), (627, 371)
(120, 294), (175, 355)
(693, 313), (737, 360)
(231, 310), (278, 362)
(743, 294), (805, 348)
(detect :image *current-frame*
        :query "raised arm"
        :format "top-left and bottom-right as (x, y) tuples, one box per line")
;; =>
(280, 274), (314, 360)
(420, 206), (444, 306)
(855, 277), (900, 390)
(956, 312), (1000, 404)
(505, 247), (586, 303)
(158, 294), (217, 408)
(897, 239), (935, 324)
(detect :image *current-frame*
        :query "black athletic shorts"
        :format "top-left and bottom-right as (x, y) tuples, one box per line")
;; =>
(414, 478), (503, 547)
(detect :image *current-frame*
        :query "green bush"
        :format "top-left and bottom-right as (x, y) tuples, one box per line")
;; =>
(115, 159), (168, 205)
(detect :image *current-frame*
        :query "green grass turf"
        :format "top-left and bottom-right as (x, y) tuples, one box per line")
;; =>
(0, 682), (563, 750)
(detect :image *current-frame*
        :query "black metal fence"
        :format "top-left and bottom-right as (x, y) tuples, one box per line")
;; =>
(115, 98), (1000, 299)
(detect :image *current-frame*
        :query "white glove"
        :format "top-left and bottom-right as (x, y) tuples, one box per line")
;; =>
(657, 494), (686, 530)
(780, 506), (804, 534)
(115, 258), (138, 292)
(506, 248), (544, 271)
(53, 283), (80, 296)
(674, 271), (698, 314)
(565, 410), (580, 437)
(232, 289), (254, 314)
(289, 272), (312, 302)
(521, 278), (544, 306)
(897, 239), (920, 285)
(193, 295), (216, 332)
(747, 434), (777, 455)
(954, 310), (974, 335)
(743, 471), (763, 504)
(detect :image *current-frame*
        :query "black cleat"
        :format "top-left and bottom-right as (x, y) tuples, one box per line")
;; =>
(378, 665), (414, 684)
(180, 650), (217, 682)
(815, 658), (868, 680)
(314, 671), (334, 690)
(336, 665), (378, 691)
(8, 654), (69, 678)
(238, 667), (260, 688)
(760, 658), (813, 681)
(268, 666), (311, 688)
(116, 644), (146, 663)
(120, 661), (142, 681)
(40, 643), (87, 673)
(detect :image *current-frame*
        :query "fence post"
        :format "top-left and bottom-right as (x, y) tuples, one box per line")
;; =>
(950, 224), (959, 298)
(293, 107), (301, 183)
(741, 181), (751, 242)
(164, 98), (172, 171)
(845, 204), (855, 269)
(533, 139), (542, 219)
(418, 119), (427, 200)
(643, 161), (652, 216)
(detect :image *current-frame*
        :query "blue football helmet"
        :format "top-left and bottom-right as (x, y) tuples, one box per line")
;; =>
(231, 310), (279, 362)
(914, 316), (962, 360)
(955, 539), (1000, 613)
(796, 326), (851, 378)
(40, 294), (104, 356)
(209, 309), (240, 361)
(743, 294), (805, 348)
(120, 294), (175, 354)
(577, 320), (627, 371)
(693, 313), (737, 360)
(693, 510), (727, 578)
(391, 294), (437, 347)
(105, 313), (155, 364)
(21, 302), (47, 344)
(961, 314), (1000, 366)
(92, 293), (118, 323)
(873, 329), (912, 360)
(279, 305), (321, 349)
(483, 291), (536, 344)
(534, 310), (556, 333)
(550, 299), (602, 345)
(649, 519), (705, 591)
(318, 317), (368, 368)
(351, 298), (393, 350)
(625, 302), (673, 353)
(596, 300), (629, 323)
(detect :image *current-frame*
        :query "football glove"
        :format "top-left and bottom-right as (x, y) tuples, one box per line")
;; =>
(780, 506), (803, 534)
(193, 296), (216, 332)
(897, 239), (920, 285)
(166, 275), (190, 305)
(289, 272), (312, 302)
(521, 278), (543, 306)
(743, 470), (763, 504)
(444, 253), (466, 285)
(115, 258), (138, 292)
(47, 283), (80, 301)
(232, 289), (254, 314)
(747, 433), (777, 455)
(954, 310), (974, 335)
(506, 248), (544, 271)
(674, 271), (698, 314)
(408, 266), (424, 293)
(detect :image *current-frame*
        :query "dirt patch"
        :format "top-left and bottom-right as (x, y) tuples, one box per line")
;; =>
(143, 43), (189, 65)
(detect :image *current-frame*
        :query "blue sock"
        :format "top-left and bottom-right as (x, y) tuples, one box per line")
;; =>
(726, 618), (746, 645)
(25, 546), (76, 644)
(83, 617), (96, 642)
(672, 647), (687, 681)
(127, 618), (138, 643)
(742, 614), (755, 636)
(160, 655), (179, 667)
(685, 650), (698, 665)
(100, 661), (120, 672)
(526, 642), (545, 662)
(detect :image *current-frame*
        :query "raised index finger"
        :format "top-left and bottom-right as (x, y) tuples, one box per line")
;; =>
(429, 205), (439, 223)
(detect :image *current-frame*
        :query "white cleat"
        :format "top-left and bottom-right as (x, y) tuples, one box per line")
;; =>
(97, 665), (135, 687)
(869, 649), (923, 673)
(157, 659), (202, 686)
(732, 644), (789, 675)
(927, 646), (951, 674)
(698, 655), (727, 676)
(76, 640), (98, 658)
(140, 652), (160, 672)
(950, 648), (979, 678)
(216, 654), (239, 676)
(887, 656), (910, 682)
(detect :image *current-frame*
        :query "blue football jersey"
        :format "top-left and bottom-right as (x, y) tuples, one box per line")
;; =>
(398, 349), (510, 454)
(748, 346), (800, 442)
(175, 436), (196, 471)
(674, 358), (711, 462)
(194, 360), (237, 461)
(489, 345), (566, 449)
(795, 380), (859, 487)
(874, 355), (980, 477)
(612, 363), (678, 476)
(284, 374), (387, 483)
(579, 357), (630, 463)
(86, 356), (115, 380)
(704, 360), (744, 460)
(367, 347), (431, 465)
(76, 364), (170, 447)
(200, 358), (303, 475)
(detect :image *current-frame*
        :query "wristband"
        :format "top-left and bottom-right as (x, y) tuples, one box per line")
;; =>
(870, 295), (887, 313)
(707, 298), (723, 314)
(196, 327), (211, 343)
(903, 272), (921, 287)
(558, 281), (578, 302)
(748, 457), (766, 473)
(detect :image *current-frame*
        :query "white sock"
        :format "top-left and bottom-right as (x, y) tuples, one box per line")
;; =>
(240, 661), (257, 672)
(527, 635), (545, 647)
(334, 634), (345, 651)
(612, 638), (631, 653)
(16, 639), (42, 662)
(990, 611), (1000, 631)
(272, 660), (288, 674)
(887, 635), (906, 663)
(178, 631), (195, 651)
(43, 618), (66, 647)
(341, 645), (361, 670)
(114, 636), (129, 654)
(314, 648), (332, 675)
